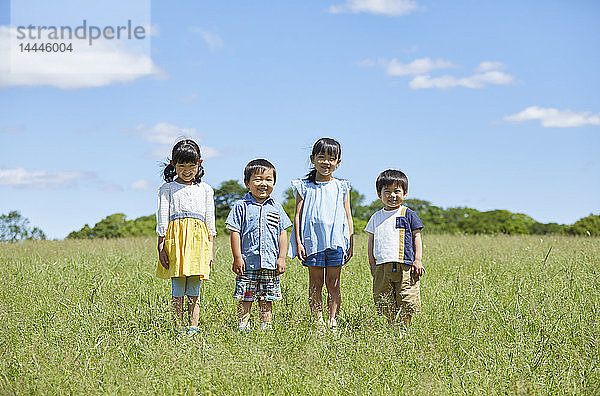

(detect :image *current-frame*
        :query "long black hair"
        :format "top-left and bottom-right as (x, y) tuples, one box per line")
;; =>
(305, 137), (341, 183)
(163, 139), (205, 184)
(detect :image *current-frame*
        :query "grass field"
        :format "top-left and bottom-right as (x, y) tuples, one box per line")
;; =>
(1, 234), (599, 395)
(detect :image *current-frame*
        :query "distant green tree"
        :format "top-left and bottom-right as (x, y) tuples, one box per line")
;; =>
(67, 224), (94, 239)
(120, 215), (157, 237)
(569, 214), (600, 236)
(214, 180), (246, 219)
(529, 222), (567, 235)
(0, 210), (46, 242)
(282, 187), (296, 221)
(350, 189), (369, 220)
(92, 213), (127, 238)
(68, 213), (156, 239)
(458, 210), (534, 235)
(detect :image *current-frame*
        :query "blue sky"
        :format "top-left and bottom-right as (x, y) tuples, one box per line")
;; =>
(1, 0), (599, 239)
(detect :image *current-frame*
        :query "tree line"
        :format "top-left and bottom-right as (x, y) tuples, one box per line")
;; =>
(2, 180), (598, 242)
(64, 180), (599, 239)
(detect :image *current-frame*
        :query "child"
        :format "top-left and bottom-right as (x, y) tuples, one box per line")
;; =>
(226, 159), (292, 331)
(290, 137), (353, 332)
(156, 139), (216, 335)
(365, 169), (424, 333)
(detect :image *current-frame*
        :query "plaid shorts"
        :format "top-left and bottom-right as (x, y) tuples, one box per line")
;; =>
(233, 269), (282, 302)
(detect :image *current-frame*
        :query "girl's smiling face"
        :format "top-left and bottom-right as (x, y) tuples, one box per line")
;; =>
(174, 161), (200, 184)
(311, 152), (341, 181)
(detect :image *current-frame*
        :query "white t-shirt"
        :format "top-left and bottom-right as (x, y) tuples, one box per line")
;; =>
(364, 206), (423, 265)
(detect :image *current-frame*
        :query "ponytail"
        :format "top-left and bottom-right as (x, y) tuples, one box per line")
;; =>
(163, 163), (176, 182)
(304, 168), (317, 184)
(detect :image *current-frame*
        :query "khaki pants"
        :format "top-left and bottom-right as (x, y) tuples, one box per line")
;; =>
(372, 262), (420, 321)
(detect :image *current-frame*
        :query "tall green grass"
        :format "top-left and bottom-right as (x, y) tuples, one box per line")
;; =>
(1, 234), (599, 394)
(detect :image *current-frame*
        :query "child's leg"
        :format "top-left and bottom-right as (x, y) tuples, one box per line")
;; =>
(308, 266), (325, 322)
(187, 296), (200, 327)
(373, 264), (398, 323)
(237, 301), (252, 324)
(258, 300), (272, 324)
(397, 264), (421, 329)
(185, 276), (202, 327)
(171, 277), (186, 329)
(324, 265), (342, 322)
(171, 297), (184, 326)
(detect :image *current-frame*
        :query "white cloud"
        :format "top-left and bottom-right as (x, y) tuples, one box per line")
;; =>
(409, 70), (515, 89)
(129, 123), (223, 160)
(130, 122), (201, 145)
(0, 167), (92, 189)
(504, 106), (600, 128)
(190, 27), (224, 49)
(328, 0), (419, 16)
(1, 125), (25, 134)
(379, 57), (455, 76)
(362, 57), (513, 89)
(475, 61), (505, 72)
(199, 146), (222, 159)
(130, 179), (151, 190)
(0, 25), (165, 89)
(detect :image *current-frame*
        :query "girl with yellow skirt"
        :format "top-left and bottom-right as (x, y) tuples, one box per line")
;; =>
(156, 140), (216, 335)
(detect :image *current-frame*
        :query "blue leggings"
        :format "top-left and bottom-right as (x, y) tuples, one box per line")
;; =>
(171, 276), (202, 297)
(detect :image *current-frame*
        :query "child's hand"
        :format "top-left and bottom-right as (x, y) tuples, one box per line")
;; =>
(344, 239), (354, 263)
(297, 242), (307, 261)
(276, 258), (286, 275)
(232, 257), (245, 276)
(158, 244), (169, 270)
(344, 246), (353, 263)
(412, 259), (425, 277)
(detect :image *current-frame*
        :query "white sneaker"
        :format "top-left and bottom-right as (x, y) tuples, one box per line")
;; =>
(328, 318), (338, 333)
(238, 321), (251, 332)
(260, 322), (272, 331)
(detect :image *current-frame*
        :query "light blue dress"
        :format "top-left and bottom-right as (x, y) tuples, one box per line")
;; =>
(288, 178), (351, 258)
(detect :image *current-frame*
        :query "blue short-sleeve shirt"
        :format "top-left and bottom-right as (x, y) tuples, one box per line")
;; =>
(226, 193), (293, 270)
(288, 178), (351, 258)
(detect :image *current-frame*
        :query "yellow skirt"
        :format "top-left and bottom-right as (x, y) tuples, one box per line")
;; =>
(156, 217), (212, 279)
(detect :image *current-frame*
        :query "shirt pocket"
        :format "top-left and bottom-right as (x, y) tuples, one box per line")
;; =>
(266, 211), (280, 229)
(395, 216), (409, 230)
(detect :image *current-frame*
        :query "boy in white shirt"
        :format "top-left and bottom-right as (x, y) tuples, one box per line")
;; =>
(365, 169), (424, 332)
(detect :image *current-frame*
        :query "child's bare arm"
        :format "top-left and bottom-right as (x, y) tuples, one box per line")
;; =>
(230, 231), (245, 275)
(276, 229), (288, 275)
(157, 236), (169, 269)
(343, 192), (354, 263)
(208, 234), (214, 265)
(367, 232), (376, 276)
(294, 192), (306, 260)
(412, 229), (424, 277)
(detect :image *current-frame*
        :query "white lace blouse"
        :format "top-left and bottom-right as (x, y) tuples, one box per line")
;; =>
(156, 181), (217, 237)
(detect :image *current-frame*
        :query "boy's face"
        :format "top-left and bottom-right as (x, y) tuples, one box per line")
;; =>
(378, 183), (407, 210)
(245, 168), (275, 203)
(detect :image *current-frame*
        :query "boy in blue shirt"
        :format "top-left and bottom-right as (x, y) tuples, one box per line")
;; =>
(226, 159), (292, 331)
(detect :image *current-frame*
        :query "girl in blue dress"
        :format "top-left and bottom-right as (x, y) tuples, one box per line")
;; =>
(290, 137), (354, 332)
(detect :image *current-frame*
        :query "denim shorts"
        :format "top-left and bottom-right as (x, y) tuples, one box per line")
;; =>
(171, 276), (202, 297)
(303, 247), (345, 267)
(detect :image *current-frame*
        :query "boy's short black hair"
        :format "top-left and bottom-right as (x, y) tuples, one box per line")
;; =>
(376, 169), (408, 194)
(244, 159), (277, 184)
